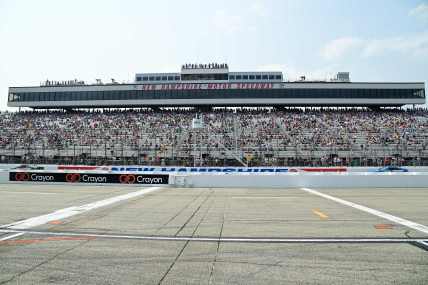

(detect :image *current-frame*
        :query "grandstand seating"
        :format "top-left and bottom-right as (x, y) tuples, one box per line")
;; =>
(0, 109), (427, 166)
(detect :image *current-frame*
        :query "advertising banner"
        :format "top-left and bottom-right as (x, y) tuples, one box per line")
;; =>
(9, 172), (169, 185)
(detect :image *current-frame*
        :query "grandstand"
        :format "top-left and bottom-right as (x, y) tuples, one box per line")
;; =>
(0, 108), (428, 167)
(2, 64), (427, 167)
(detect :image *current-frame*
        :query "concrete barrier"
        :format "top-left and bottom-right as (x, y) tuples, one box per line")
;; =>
(2, 169), (428, 188)
(0, 171), (8, 183)
(172, 172), (428, 188)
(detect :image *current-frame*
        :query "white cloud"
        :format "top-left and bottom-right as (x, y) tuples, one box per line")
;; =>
(321, 32), (428, 60)
(320, 37), (364, 60)
(409, 3), (428, 23)
(362, 33), (428, 57)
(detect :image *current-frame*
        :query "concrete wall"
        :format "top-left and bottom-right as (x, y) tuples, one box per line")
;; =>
(2, 169), (428, 188)
(172, 172), (428, 188)
(0, 172), (8, 183)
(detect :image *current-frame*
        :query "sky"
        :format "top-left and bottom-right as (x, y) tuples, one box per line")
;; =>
(0, 0), (427, 110)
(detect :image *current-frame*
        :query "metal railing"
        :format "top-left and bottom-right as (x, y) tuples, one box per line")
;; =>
(1, 142), (427, 167)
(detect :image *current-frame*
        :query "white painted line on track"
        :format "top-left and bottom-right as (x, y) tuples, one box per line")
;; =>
(0, 228), (426, 243)
(301, 187), (428, 235)
(0, 187), (162, 230)
(231, 196), (296, 199)
(0, 191), (57, 195)
(0, 233), (24, 241)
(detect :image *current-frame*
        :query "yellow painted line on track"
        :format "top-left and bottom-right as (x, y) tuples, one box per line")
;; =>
(312, 209), (329, 220)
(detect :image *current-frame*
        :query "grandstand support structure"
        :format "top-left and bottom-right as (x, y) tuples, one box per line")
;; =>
(207, 125), (248, 167)
(192, 129), (203, 167)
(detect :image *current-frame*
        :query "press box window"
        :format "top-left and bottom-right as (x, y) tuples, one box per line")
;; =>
(136, 76), (142, 81)
(243, 75), (249, 80)
(256, 75), (261, 80)
(249, 75), (255, 80)
(143, 77), (148, 81)
(262, 75), (268, 80)
(229, 75), (235, 80)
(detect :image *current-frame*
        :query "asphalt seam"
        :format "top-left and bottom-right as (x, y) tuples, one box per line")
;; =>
(0, 239), (92, 285)
(174, 190), (214, 237)
(155, 190), (205, 234)
(157, 190), (214, 285)
(208, 196), (225, 285)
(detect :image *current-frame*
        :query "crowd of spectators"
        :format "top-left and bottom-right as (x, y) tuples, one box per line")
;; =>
(0, 108), (427, 166)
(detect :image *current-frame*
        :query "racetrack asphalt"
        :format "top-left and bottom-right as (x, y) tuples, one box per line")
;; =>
(0, 184), (427, 284)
